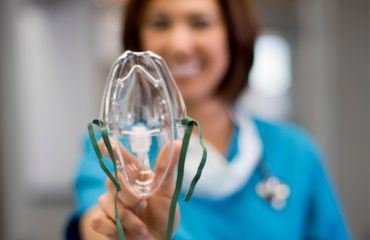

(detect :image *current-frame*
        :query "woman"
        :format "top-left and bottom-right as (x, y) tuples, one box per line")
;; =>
(66, 0), (349, 239)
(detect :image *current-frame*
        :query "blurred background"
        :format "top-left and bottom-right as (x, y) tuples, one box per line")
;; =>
(0, 0), (368, 239)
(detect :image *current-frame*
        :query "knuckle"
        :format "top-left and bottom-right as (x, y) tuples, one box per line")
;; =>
(120, 207), (130, 220)
(91, 215), (103, 231)
(105, 180), (113, 191)
(98, 194), (107, 208)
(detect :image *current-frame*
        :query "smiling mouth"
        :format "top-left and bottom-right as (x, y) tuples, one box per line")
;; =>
(169, 64), (201, 79)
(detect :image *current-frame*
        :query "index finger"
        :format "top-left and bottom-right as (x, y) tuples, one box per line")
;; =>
(98, 137), (138, 167)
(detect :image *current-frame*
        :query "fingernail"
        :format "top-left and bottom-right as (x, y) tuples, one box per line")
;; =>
(136, 200), (147, 210)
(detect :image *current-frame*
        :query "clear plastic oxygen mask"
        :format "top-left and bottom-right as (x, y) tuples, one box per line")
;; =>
(88, 51), (207, 240)
(100, 51), (186, 196)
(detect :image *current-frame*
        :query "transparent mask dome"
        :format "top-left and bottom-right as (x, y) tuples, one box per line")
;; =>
(101, 51), (186, 196)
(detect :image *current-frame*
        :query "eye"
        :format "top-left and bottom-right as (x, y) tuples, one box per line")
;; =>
(148, 18), (170, 31)
(190, 18), (212, 30)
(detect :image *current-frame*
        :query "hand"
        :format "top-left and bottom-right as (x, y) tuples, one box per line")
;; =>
(86, 139), (181, 240)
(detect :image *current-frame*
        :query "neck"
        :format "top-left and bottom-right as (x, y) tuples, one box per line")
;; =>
(186, 98), (226, 122)
(185, 98), (234, 155)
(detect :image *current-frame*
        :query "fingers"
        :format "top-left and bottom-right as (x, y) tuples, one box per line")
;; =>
(90, 207), (118, 239)
(106, 173), (147, 210)
(97, 192), (149, 238)
(98, 138), (180, 180)
(98, 138), (138, 166)
(100, 137), (181, 196)
(100, 138), (148, 210)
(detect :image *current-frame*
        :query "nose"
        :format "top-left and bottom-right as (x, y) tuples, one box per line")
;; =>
(166, 24), (195, 62)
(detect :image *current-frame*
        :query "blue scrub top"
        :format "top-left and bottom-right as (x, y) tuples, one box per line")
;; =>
(65, 117), (350, 240)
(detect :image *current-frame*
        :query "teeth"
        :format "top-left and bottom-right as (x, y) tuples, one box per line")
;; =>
(170, 64), (200, 79)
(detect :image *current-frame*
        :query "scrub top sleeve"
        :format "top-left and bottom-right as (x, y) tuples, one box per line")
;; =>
(304, 146), (350, 240)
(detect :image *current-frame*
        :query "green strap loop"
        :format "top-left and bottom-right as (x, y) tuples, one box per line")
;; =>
(165, 117), (207, 239)
(181, 117), (207, 201)
(88, 120), (125, 240)
(88, 120), (119, 189)
(88, 116), (207, 240)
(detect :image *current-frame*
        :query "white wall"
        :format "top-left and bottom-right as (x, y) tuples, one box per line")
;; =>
(1, 0), (100, 239)
(293, 0), (369, 238)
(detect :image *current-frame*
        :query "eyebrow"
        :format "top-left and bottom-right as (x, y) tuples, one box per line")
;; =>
(145, 11), (220, 22)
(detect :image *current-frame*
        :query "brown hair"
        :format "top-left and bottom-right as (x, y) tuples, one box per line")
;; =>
(122, 0), (259, 103)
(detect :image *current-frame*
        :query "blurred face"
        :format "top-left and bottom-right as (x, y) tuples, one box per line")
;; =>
(140, 0), (230, 102)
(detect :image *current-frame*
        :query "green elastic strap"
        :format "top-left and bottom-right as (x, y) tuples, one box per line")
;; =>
(88, 120), (125, 240)
(165, 116), (207, 240)
(88, 117), (207, 240)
